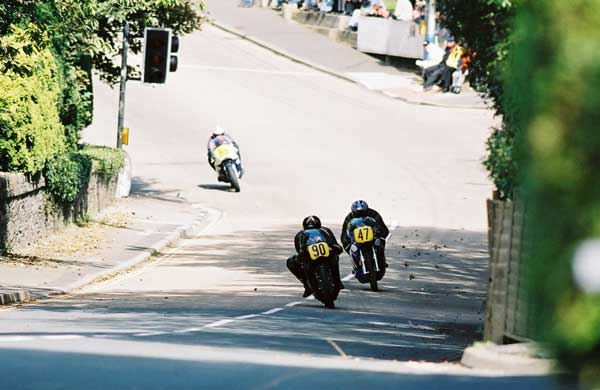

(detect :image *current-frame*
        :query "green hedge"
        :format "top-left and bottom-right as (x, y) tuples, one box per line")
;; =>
(0, 24), (65, 175)
(508, 0), (600, 385)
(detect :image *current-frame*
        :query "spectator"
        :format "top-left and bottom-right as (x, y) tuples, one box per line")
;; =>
(344, 0), (362, 15)
(394, 0), (413, 21)
(416, 40), (445, 71)
(348, 0), (388, 31)
(420, 36), (463, 92)
(450, 50), (474, 94)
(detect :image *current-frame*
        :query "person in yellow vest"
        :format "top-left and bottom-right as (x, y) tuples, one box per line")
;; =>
(421, 36), (463, 92)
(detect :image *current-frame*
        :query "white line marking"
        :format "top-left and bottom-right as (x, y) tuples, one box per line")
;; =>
(236, 314), (261, 320)
(285, 301), (303, 307)
(173, 327), (203, 334)
(342, 273), (354, 281)
(204, 319), (236, 329)
(261, 308), (284, 315)
(326, 338), (348, 358)
(0, 336), (34, 342)
(39, 335), (84, 341)
(133, 331), (168, 337)
(180, 64), (322, 76)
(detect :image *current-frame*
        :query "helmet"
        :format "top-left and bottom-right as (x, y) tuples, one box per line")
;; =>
(212, 126), (225, 137)
(351, 200), (369, 216)
(302, 215), (321, 230)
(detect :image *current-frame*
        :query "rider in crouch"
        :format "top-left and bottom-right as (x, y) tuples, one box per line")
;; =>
(287, 216), (344, 298)
(341, 200), (389, 267)
(207, 126), (243, 179)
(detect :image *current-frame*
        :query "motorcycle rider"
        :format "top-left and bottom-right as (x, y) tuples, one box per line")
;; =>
(341, 200), (389, 267)
(286, 216), (344, 298)
(207, 126), (243, 179)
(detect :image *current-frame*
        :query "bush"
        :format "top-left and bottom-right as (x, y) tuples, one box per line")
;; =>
(0, 24), (65, 175)
(508, 0), (600, 384)
(44, 152), (92, 203)
(80, 145), (125, 178)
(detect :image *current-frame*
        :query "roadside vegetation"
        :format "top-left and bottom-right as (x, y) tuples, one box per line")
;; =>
(0, 0), (204, 207)
(437, 0), (599, 384)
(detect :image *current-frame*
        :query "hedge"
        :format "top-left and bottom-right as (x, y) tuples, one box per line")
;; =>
(0, 24), (66, 176)
(508, 0), (600, 385)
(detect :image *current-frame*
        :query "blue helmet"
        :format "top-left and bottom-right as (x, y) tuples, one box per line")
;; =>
(351, 200), (369, 216)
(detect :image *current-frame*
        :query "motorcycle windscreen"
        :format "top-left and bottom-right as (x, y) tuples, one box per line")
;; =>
(213, 144), (238, 166)
(304, 229), (331, 260)
(348, 217), (376, 244)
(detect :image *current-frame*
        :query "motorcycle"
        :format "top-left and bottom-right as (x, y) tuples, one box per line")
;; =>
(303, 229), (341, 309)
(212, 143), (242, 192)
(346, 216), (386, 291)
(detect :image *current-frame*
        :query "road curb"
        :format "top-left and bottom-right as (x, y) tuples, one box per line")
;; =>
(209, 19), (488, 110)
(461, 343), (554, 376)
(0, 207), (221, 305)
(0, 290), (31, 306)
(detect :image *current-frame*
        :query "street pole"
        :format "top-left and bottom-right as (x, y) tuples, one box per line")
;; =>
(424, 0), (436, 59)
(116, 21), (129, 149)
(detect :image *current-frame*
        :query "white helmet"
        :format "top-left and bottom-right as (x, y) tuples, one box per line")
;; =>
(212, 126), (225, 137)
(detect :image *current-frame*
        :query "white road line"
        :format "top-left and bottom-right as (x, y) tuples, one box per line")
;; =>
(39, 335), (84, 341)
(204, 319), (236, 329)
(326, 338), (348, 358)
(261, 308), (284, 315)
(342, 273), (354, 281)
(133, 331), (168, 337)
(173, 327), (203, 334)
(236, 314), (261, 320)
(180, 64), (322, 76)
(285, 301), (303, 307)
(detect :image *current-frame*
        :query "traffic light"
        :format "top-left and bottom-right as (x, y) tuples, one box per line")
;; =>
(143, 28), (179, 84)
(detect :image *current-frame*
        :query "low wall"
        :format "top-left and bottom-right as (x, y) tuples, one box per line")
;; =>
(484, 198), (531, 343)
(0, 169), (117, 253)
(357, 17), (424, 59)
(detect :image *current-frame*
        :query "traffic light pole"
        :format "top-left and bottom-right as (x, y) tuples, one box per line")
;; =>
(116, 21), (129, 149)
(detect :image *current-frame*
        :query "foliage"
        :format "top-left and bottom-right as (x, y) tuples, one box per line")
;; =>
(436, 0), (516, 199)
(80, 145), (125, 178)
(508, 0), (600, 384)
(44, 152), (91, 203)
(0, 24), (65, 175)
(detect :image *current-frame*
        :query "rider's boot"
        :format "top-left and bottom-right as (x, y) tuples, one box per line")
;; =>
(302, 282), (313, 298)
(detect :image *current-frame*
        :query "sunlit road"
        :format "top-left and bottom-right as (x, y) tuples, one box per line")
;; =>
(0, 26), (555, 388)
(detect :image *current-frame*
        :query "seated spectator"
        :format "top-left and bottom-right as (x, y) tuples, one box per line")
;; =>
(450, 50), (474, 94)
(344, 0), (362, 15)
(420, 36), (463, 92)
(416, 40), (445, 71)
(347, 0), (388, 30)
(393, 0), (413, 21)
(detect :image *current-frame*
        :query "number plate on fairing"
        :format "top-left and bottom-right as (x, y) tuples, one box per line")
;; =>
(308, 242), (330, 260)
(353, 226), (374, 243)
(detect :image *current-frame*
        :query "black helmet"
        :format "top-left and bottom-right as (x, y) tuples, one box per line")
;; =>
(351, 200), (369, 217)
(302, 215), (321, 230)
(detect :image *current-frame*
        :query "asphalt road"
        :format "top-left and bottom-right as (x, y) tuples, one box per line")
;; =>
(0, 26), (557, 388)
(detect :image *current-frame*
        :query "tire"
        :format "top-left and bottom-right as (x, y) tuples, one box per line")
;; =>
(312, 262), (338, 308)
(226, 163), (241, 192)
(363, 248), (379, 292)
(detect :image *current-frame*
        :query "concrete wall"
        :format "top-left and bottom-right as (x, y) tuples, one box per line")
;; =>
(357, 17), (424, 59)
(0, 169), (117, 254)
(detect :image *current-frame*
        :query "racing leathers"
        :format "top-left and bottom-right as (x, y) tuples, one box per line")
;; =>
(207, 134), (242, 175)
(341, 208), (389, 266)
(286, 227), (344, 297)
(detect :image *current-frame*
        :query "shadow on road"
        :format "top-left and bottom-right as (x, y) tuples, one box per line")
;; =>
(4, 225), (490, 363)
(198, 184), (235, 192)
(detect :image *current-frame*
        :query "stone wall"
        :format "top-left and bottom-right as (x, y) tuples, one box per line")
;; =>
(0, 169), (117, 254)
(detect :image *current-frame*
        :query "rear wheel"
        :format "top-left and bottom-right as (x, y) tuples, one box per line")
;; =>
(312, 262), (338, 308)
(363, 248), (379, 292)
(226, 163), (240, 192)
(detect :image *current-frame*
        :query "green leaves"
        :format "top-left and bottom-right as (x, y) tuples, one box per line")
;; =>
(0, 24), (65, 175)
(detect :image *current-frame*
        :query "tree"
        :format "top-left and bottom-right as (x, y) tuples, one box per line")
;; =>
(436, 0), (516, 199)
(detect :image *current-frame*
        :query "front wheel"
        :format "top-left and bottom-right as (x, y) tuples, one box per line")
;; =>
(363, 248), (379, 292)
(226, 163), (241, 192)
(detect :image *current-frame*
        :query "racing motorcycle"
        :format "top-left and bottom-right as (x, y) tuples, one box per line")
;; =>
(304, 229), (341, 309)
(212, 143), (242, 192)
(346, 216), (386, 291)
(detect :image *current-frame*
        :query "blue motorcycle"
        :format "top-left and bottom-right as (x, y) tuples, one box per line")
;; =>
(346, 216), (386, 291)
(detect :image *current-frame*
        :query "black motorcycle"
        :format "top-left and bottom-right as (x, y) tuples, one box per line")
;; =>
(303, 229), (341, 309)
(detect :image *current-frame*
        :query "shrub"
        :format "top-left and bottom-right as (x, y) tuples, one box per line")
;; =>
(508, 0), (600, 384)
(0, 24), (65, 175)
(44, 152), (92, 203)
(80, 145), (125, 178)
